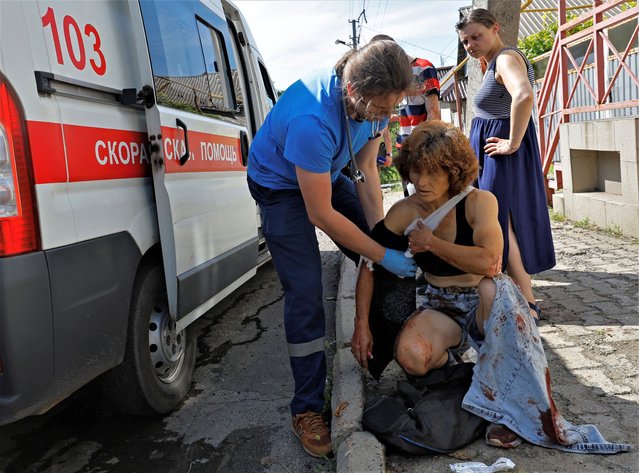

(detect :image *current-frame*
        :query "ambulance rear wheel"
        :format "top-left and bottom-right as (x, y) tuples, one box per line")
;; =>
(103, 261), (196, 415)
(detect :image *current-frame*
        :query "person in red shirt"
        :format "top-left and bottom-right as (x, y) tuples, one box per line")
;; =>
(371, 35), (441, 195)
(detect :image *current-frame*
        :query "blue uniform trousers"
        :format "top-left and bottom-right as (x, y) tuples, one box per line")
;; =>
(248, 174), (368, 415)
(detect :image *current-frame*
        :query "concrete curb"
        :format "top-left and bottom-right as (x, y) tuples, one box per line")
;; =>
(331, 256), (386, 473)
(336, 431), (386, 473)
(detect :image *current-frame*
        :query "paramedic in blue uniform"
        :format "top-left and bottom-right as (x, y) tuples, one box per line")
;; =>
(247, 39), (417, 458)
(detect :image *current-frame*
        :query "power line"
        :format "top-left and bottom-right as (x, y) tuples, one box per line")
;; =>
(356, 4), (367, 47)
(381, 0), (388, 29)
(361, 25), (458, 59)
(336, 4), (368, 50)
(439, 35), (458, 57)
(444, 42), (460, 60)
(373, 0), (381, 29)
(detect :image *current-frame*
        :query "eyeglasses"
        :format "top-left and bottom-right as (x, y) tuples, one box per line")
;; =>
(353, 96), (396, 122)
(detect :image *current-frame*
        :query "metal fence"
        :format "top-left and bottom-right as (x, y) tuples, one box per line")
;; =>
(535, 0), (638, 204)
(534, 48), (639, 165)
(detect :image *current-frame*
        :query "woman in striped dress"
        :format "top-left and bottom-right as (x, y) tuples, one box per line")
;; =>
(456, 8), (555, 323)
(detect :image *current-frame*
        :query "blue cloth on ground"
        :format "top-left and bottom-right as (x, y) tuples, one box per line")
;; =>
(462, 274), (632, 454)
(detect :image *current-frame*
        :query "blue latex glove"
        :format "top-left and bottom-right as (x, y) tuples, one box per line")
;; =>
(379, 248), (417, 278)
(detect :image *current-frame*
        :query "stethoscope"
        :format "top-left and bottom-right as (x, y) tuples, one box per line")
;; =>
(342, 97), (383, 184)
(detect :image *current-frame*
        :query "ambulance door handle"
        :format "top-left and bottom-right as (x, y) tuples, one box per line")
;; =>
(176, 119), (190, 166)
(240, 130), (249, 166)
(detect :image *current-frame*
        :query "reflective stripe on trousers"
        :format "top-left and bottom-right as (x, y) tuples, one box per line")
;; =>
(288, 337), (325, 358)
(247, 174), (368, 415)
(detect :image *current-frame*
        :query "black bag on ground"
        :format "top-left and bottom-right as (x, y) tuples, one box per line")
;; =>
(362, 362), (487, 455)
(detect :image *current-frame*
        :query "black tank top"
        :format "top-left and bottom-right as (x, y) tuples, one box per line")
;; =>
(413, 196), (473, 276)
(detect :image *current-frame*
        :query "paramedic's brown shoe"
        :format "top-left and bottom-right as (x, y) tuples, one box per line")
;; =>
(485, 423), (522, 448)
(292, 412), (332, 458)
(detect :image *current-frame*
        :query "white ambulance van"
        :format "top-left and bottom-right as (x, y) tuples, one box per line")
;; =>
(0, 0), (276, 424)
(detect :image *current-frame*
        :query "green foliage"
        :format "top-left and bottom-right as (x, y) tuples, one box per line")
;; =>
(388, 121), (399, 146)
(574, 217), (591, 228)
(550, 209), (635, 240)
(518, 12), (595, 60)
(377, 121), (402, 184)
(519, 13), (558, 59)
(379, 165), (401, 184)
(549, 208), (566, 222)
(605, 224), (623, 237)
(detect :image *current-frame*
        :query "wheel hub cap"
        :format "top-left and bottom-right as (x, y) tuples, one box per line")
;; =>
(149, 303), (186, 384)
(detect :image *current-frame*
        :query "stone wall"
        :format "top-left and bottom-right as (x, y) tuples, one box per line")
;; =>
(553, 118), (639, 238)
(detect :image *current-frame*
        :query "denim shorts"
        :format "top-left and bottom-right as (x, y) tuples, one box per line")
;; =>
(417, 284), (484, 353)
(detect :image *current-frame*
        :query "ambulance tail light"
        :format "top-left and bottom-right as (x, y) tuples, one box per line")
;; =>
(0, 78), (39, 256)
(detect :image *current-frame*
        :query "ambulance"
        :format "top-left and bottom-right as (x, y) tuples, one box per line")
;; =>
(0, 0), (276, 424)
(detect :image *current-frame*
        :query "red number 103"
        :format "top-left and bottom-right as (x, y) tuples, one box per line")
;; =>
(41, 7), (106, 76)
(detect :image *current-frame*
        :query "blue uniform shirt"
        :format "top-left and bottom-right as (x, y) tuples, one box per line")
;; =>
(248, 68), (388, 189)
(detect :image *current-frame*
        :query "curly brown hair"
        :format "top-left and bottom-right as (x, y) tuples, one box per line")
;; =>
(394, 121), (478, 195)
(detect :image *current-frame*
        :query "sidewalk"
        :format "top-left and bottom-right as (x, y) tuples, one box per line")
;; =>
(331, 191), (639, 473)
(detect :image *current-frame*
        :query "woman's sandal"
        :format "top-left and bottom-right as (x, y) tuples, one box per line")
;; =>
(485, 423), (523, 449)
(528, 302), (543, 326)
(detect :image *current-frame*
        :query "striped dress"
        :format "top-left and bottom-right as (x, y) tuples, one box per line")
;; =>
(469, 47), (555, 274)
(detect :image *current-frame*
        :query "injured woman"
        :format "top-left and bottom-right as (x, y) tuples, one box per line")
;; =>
(351, 120), (630, 453)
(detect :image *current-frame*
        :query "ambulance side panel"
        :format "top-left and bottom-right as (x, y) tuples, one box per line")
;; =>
(136, 0), (262, 328)
(0, 0), (156, 423)
(37, 0), (157, 411)
(0, 0), (274, 425)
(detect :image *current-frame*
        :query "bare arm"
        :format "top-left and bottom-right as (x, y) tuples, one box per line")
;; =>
(382, 126), (393, 166)
(296, 166), (386, 262)
(353, 262), (374, 368)
(424, 93), (441, 121)
(352, 198), (417, 368)
(408, 191), (503, 276)
(353, 136), (384, 228)
(485, 52), (533, 156)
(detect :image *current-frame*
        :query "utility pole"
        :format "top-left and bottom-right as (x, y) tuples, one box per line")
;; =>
(349, 18), (359, 49)
(336, 8), (367, 50)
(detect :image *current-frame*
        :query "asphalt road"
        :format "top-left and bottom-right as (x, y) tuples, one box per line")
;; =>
(0, 231), (342, 473)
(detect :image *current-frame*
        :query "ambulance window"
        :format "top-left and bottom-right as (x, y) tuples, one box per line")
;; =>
(139, 0), (241, 120)
(258, 61), (277, 109)
(196, 20), (234, 112)
(225, 20), (250, 129)
(223, 38), (245, 123)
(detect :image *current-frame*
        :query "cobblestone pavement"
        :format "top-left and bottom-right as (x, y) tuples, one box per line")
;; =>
(371, 190), (639, 473)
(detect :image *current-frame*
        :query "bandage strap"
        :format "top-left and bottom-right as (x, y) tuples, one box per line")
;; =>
(404, 186), (474, 257)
